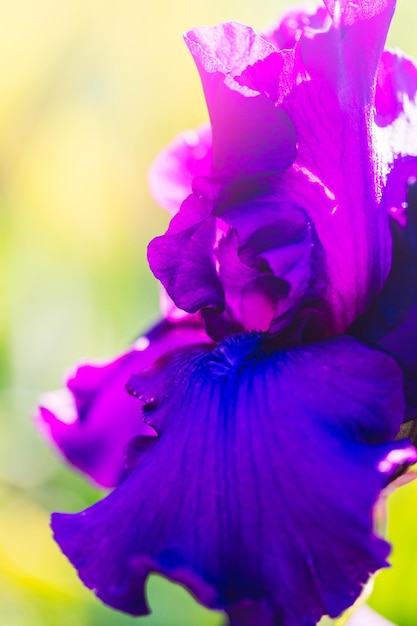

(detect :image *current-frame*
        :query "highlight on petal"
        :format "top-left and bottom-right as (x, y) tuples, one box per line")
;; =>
(148, 125), (212, 216)
(52, 334), (409, 625)
(375, 50), (417, 129)
(374, 49), (417, 169)
(262, 6), (329, 51)
(36, 318), (212, 487)
(323, 0), (395, 26)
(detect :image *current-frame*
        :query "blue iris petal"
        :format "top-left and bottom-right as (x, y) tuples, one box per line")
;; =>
(52, 333), (409, 626)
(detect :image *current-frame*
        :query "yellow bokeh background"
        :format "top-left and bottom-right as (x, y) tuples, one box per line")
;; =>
(1, 1), (417, 624)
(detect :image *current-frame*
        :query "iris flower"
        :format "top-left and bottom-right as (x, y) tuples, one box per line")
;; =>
(38, 0), (417, 624)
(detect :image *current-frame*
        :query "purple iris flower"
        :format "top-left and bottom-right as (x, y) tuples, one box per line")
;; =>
(38, 0), (417, 624)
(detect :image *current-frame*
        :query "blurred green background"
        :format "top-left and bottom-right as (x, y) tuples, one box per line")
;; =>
(1, 1), (417, 624)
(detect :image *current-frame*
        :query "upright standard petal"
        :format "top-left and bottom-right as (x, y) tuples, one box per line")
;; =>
(324, 0), (394, 26)
(150, 4), (414, 337)
(37, 318), (211, 487)
(277, 0), (396, 331)
(184, 22), (297, 178)
(52, 334), (413, 625)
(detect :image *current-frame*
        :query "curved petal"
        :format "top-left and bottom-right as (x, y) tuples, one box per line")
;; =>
(382, 155), (417, 228)
(217, 192), (320, 336)
(184, 22), (297, 178)
(36, 318), (212, 488)
(324, 0), (394, 26)
(278, 0), (396, 331)
(51, 334), (413, 625)
(262, 6), (329, 51)
(148, 193), (225, 315)
(375, 50), (417, 129)
(350, 177), (417, 425)
(374, 49), (417, 172)
(148, 125), (212, 216)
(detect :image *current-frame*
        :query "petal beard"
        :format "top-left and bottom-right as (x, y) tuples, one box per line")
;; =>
(184, 22), (297, 178)
(51, 333), (414, 625)
(148, 124), (212, 216)
(36, 318), (211, 488)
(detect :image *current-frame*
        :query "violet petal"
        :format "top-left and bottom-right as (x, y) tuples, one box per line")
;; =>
(184, 22), (297, 178)
(375, 50), (417, 130)
(148, 193), (225, 315)
(52, 334), (412, 624)
(278, 0), (396, 331)
(351, 178), (417, 426)
(36, 318), (212, 487)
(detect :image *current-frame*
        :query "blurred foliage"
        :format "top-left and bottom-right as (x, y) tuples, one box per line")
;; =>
(1, 0), (417, 624)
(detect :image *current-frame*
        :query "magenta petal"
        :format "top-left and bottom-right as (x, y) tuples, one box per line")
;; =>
(216, 182), (326, 335)
(375, 49), (417, 173)
(215, 230), (260, 330)
(36, 318), (212, 487)
(148, 125), (212, 216)
(51, 334), (412, 624)
(376, 50), (417, 128)
(263, 6), (329, 51)
(184, 22), (297, 178)
(148, 194), (225, 314)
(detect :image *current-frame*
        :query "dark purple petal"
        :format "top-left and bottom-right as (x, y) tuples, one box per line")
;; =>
(184, 22), (297, 178)
(349, 174), (417, 335)
(148, 125), (212, 216)
(52, 333), (413, 624)
(351, 178), (417, 425)
(148, 193), (225, 314)
(382, 156), (417, 228)
(36, 318), (212, 487)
